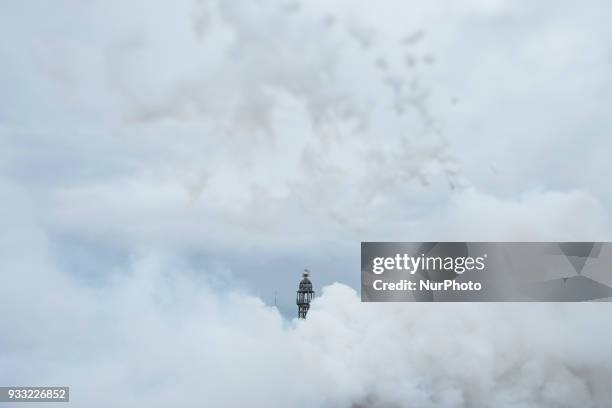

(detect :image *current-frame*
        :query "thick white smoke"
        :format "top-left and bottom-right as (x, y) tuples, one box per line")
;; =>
(2, 0), (460, 242)
(2, 179), (612, 407)
(3, 254), (612, 407)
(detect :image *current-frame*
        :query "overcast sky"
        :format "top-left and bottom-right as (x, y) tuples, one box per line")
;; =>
(1, 1), (612, 406)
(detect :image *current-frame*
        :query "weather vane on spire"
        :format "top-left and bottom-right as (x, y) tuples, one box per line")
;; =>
(296, 269), (314, 319)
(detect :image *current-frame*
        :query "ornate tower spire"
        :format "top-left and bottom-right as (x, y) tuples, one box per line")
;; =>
(296, 269), (314, 319)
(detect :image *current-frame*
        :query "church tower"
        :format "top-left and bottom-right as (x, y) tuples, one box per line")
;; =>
(296, 269), (314, 319)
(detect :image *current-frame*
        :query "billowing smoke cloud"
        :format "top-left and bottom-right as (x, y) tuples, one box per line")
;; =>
(3, 251), (612, 407)
(2, 180), (612, 407)
(1, 0), (460, 234)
